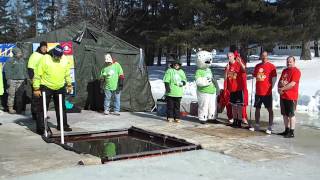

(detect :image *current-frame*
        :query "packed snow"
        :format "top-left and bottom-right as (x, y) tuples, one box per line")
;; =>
(148, 54), (320, 127)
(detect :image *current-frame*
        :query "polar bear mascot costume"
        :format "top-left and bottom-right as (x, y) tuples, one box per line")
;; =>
(195, 50), (217, 124)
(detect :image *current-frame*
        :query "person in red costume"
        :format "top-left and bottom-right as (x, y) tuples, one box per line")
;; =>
(224, 52), (246, 128)
(224, 51), (248, 125)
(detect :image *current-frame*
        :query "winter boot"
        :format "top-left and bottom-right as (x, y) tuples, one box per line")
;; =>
(284, 129), (294, 138)
(232, 119), (238, 127)
(200, 121), (207, 124)
(278, 127), (289, 136)
(8, 107), (16, 114)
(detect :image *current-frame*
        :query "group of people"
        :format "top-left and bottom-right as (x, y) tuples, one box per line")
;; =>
(0, 44), (300, 139)
(163, 50), (300, 138)
(0, 42), (74, 134)
(0, 44), (125, 135)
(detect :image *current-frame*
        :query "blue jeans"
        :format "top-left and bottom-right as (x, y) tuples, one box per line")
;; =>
(104, 90), (121, 112)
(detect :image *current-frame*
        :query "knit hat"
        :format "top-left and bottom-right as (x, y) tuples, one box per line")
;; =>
(52, 45), (64, 57)
(105, 54), (113, 63)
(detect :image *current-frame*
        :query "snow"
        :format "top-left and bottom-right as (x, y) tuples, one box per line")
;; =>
(148, 54), (320, 127)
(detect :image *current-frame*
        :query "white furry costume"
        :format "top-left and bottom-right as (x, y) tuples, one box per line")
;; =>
(195, 51), (217, 122)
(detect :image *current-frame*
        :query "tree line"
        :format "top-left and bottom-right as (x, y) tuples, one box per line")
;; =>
(0, 0), (320, 64)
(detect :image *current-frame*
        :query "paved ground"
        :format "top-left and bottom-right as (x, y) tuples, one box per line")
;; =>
(0, 110), (319, 180)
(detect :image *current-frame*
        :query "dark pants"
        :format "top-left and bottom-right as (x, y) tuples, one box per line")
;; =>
(166, 96), (181, 119)
(35, 85), (68, 134)
(31, 84), (40, 121)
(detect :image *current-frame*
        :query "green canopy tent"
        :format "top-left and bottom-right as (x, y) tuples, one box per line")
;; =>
(20, 22), (154, 111)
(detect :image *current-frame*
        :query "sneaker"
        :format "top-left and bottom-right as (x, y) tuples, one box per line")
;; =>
(104, 110), (109, 115)
(228, 119), (234, 124)
(249, 125), (260, 132)
(242, 119), (248, 124)
(265, 129), (272, 135)
(167, 118), (174, 123)
(174, 118), (181, 123)
(112, 112), (120, 116)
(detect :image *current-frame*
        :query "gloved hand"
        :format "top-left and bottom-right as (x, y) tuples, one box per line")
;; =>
(66, 84), (73, 94)
(99, 79), (105, 93)
(164, 82), (170, 93)
(178, 81), (186, 87)
(115, 85), (123, 94)
(115, 77), (124, 94)
(33, 89), (41, 97)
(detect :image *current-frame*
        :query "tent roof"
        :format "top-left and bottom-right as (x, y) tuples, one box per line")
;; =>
(25, 22), (139, 53)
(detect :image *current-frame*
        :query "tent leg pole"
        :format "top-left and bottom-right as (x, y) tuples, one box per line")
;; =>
(59, 94), (64, 144)
(42, 92), (48, 137)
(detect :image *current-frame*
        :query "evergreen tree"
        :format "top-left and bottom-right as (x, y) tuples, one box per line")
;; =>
(22, 0), (38, 38)
(5, 0), (27, 42)
(0, 0), (10, 42)
(38, 0), (66, 33)
(65, 0), (82, 25)
(215, 0), (278, 62)
(277, 0), (320, 60)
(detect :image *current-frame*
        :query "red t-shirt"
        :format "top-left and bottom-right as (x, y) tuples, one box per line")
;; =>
(253, 62), (277, 96)
(278, 67), (301, 100)
(226, 61), (244, 92)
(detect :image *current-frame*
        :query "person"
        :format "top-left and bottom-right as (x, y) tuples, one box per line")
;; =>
(235, 51), (249, 125)
(163, 60), (187, 123)
(195, 50), (217, 124)
(4, 47), (28, 114)
(33, 45), (73, 134)
(226, 51), (249, 125)
(249, 51), (277, 134)
(100, 54), (124, 116)
(225, 52), (246, 128)
(28, 41), (48, 121)
(0, 62), (4, 115)
(277, 56), (301, 138)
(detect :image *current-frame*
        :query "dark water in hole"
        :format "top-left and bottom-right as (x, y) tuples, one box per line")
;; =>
(66, 136), (169, 157)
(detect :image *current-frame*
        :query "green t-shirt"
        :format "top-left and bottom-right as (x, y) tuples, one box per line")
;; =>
(163, 68), (187, 97)
(100, 62), (124, 91)
(195, 68), (216, 94)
